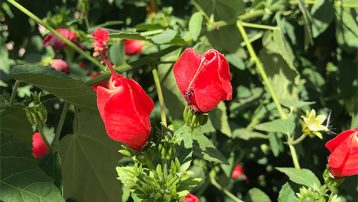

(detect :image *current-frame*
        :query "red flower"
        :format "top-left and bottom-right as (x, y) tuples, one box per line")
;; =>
(43, 28), (77, 50)
(325, 128), (358, 177)
(32, 132), (48, 158)
(124, 40), (144, 55)
(96, 75), (154, 151)
(231, 164), (248, 181)
(92, 28), (109, 57)
(184, 193), (200, 202)
(91, 73), (108, 91)
(51, 59), (69, 73)
(173, 48), (232, 112)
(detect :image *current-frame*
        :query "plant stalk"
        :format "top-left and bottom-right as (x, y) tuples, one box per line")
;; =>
(10, 80), (20, 106)
(152, 68), (167, 127)
(54, 102), (69, 143)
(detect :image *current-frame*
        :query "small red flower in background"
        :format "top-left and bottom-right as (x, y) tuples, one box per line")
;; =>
(91, 73), (108, 91)
(124, 40), (144, 55)
(231, 164), (248, 181)
(92, 28), (109, 57)
(325, 128), (358, 177)
(97, 75), (154, 151)
(184, 193), (200, 202)
(43, 28), (77, 50)
(173, 48), (232, 112)
(32, 132), (48, 158)
(51, 59), (69, 73)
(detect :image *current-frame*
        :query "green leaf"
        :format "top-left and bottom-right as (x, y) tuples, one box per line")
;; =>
(209, 102), (232, 137)
(0, 135), (64, 202)
(189, 12), (203, 41)
(196, 0), (244, 21)
(0, 107), (33, 145)
(192, 130), (228, 164)
(335, 6), (358, 49)
(110, 32), (146, 40)
(150, 29), (177, 44)
(278, 182), (298, 202)
(206, 24), (242, 52)
(0, 42), (10, 74)
(109, 40), (125, 66)
(263, 29), (297, 72)
(254, 117), (296, 134)
(260, 50), (299, 104)
(59, 107), (122, 202)
(268, 133), (284, 157)
(11, 64), (97, 110)
(276, 167), (321, 188)
(311, 0), (334, 37)
(232, 129), (268, 140)
(244, 188), (271, 202)
(176, 125), (193, 162)
(297, 0), (313, 49)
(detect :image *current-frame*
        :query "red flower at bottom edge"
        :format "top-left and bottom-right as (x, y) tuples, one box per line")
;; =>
(184, 193), (200, 202)
(325, 127), (358, 177)
(96, 75), (154, 151)
(32, 132), (48, 158)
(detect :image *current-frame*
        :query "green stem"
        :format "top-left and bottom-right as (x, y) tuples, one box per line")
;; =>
(238, 2), (285, 21)
(237, 21), (287, 119)
(210, 169), (243, 202)
(237, 21), (302, 169)
(37, 124), (51, 149)
(290, 134), (307, 145)
(152, 68), (167, 127)
(6, 0), (105, 70)
(241, 22), (278, 30)
(54, 102), (69, 143)
(10, 80), (20, 106)
(288, 141), (301, 169)
(192, 0), (210, 21)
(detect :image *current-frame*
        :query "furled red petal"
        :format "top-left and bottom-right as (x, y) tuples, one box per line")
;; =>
(97, 76), (154, 150)
(173, 48), (202, 96)
(192, 49), (232, 112)
(231, 164), (245, 179)
(32, 132), (48, 158)
(184, 193), (200, 202)
(325, 129), (355, 152)
(326, 128), (358, 177)
(124, 40), (144, 55)
(51, 59), (69, 73)
(43, 28), (77, 50)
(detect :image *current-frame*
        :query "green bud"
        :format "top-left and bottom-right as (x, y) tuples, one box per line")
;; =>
(323, 168), (344, 194)
(119, 149), (132, 157)
(183, 106), (209, 129)
(24, 93), (47, 125)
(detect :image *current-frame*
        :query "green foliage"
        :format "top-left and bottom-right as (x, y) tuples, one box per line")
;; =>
(0, 135), (64, 202)
(276, 167), (321, 188)
(244, 188), (271, 202)
(59, 108), (122, 202)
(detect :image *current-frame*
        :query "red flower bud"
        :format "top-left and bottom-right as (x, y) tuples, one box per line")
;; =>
(96, 75), (154, 151)
(91, 73), (108, 91)
(51, 59), (69, 73)
(231, 164), (248, 181)
(173, 48), (232, 112)
(32, 132), (48, 158)
(124, 40), (144, 55)
(325, 128), (358, 177)
(184, 194), (200, 202)
(43, 28), (77, 50)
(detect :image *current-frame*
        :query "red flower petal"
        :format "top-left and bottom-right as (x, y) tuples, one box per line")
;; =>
(43, 28), (77, 50)
(97, 76), (154, 150)
(184, 193), (200, 202)
(173, 48), (232, 112)
(32, 132), (48, 158)
(124, 40), (144, 55)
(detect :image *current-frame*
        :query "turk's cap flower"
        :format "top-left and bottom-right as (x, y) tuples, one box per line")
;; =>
(51, 59), (70, 73)
(301, 109), (329, 139)
(124, 39), (144, 55)
(325, 128), (358, 177)
(184, 193), (200, 202)
(32, 132), (49, 158)
(173, 48), (232, 113)
(43, 28), (77, 50)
